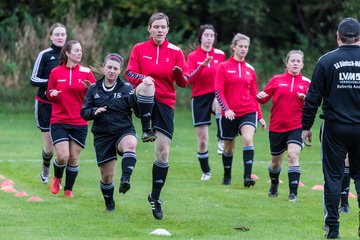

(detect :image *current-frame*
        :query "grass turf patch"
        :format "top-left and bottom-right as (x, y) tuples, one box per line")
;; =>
(0, 110), (358, 239)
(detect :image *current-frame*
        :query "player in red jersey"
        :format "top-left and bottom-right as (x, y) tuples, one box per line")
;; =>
(47, 40), (96, 197)
(126, 12), (189, 220)
(187, 24), (226, 180)
(257, 50), (310, 201)
(216, 33), (266, 187)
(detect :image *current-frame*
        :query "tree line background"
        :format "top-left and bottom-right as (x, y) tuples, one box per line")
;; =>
(0, 0), (359, 111)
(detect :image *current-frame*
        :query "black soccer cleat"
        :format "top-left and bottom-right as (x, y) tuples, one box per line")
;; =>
(105, 200), (115, 212)
(288, 193), (298, 202)
(244, 177), (256, 188)
(268, 183), (279, 197)
(119, 178), (131, 194)
(148, 194), (163, 220)
(222, 176), (231, 185)
(142, 131), (157, 142)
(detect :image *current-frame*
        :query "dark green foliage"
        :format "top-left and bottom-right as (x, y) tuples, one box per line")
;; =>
(0, 0), (359, 111)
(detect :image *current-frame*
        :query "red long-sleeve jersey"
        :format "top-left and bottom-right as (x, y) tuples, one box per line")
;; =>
(125, 38), (189, 109)
(257, 72), (310, 132)
(216, 57), (263, 119)
(187, 47), (225, 97)
(47, 64), (96, 126)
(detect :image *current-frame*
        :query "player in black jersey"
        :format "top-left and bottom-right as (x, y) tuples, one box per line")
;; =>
(81, 53), (141, 211)
(30, 23), (67, 184)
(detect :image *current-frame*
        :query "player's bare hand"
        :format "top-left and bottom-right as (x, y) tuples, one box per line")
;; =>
(173, 66), (182, 73)
(258, 118), (267, 130)
(298, 93), (306, 100)
(257, 91), (268, 99)
(142, 76), (155, 85)
(49, 89), (62, 97)
(225, 110), (235, 120)
(301, 130), (312, 147)
(82, 80), (93, 88)
(95, 106), (107, 115)
(201, 56), (213, 66)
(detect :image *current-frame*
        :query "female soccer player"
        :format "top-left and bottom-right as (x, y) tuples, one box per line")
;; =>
(257, 50), (310, 201)
(47, 40), (96, 197)
(216, 33), (266, 187)
(187, 24), (225, 180)
(30, 23), (67, 184)
(81, 53), (139, 211)
(125, 12), (189, 220)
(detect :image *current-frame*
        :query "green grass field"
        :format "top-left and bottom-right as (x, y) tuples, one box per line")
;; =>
(0, 110), (358, 239)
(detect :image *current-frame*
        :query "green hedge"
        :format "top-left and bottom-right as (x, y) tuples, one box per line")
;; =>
(0, 6), (340, 112)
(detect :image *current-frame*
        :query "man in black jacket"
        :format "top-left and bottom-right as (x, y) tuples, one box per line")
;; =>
(302, 17), (360, 239)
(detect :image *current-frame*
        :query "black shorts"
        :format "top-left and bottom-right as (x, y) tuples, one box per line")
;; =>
(94, 129), (137, 166)
(269, 128), (303, 156)
(152, 100), (174, 139)
(129, 93), (174, 139)
(35, 100), (52, 132)
(50, 123), (88, 148)
(191, 92), (215, 127)
(220, 112), (257, 140)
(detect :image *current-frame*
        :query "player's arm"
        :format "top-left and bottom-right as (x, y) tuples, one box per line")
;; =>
(30, 52), (48, 87)
(80, 85), (98, 121)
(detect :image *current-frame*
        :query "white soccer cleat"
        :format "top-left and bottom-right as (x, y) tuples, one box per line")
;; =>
(40, 165), (50, 184)
(200, 172), (211, 181)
